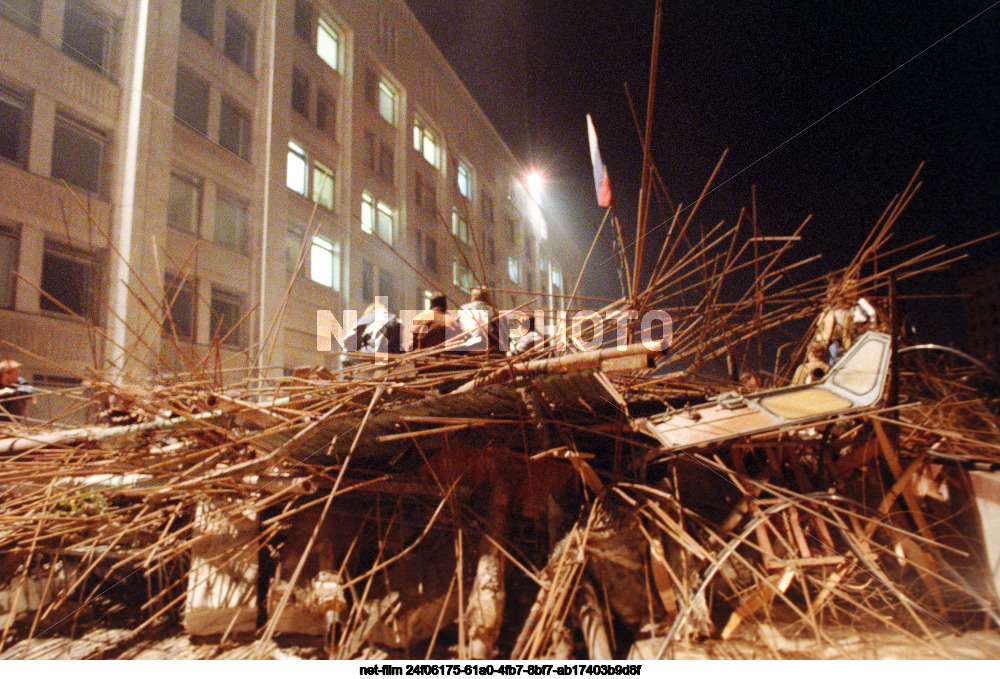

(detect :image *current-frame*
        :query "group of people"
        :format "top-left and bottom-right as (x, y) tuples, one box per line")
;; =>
(792, 276), (880, 386)
(342, 287), (543, 361)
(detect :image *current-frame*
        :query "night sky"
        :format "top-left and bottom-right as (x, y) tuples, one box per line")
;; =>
(403, 0), (1000, 346)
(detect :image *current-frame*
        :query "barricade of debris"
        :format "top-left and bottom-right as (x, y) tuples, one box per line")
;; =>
(1, 167), (999, 660)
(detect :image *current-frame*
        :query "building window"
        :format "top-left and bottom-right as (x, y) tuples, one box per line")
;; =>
(551, 266), (563, 290)
(317, 92), (336, 133)
(526, 270), (534, 293)
(415, 171), (436, 212)
(51, 114), (105, 194)
(377, 11), (397, 60)
(361, 194), (392, 243)
(481, 191), (495, 223)
(377, 200), (394, 244)
(0, 225), (18, 309)
(293, 0), (311, 42)
(41, 241), (96, 321)
(507, 256), (521, 284)
(312, 160), (335, 210)
(62, 1), (116, 78)
(361, 192), (374, 234)
(508, 217), (517, 242)
(457, 162), (471, 198)
(0, 83), (30, 167)
(210, 287), (244, 348)
(378, 268), (395, 305)
(524, 234), (534, 262)
(363, 130), (376, 172)
(224, 8), (254, 72)
(285, 229), (303, 272)
(310, 235), (340, 291)
(163, 274), (196, 341)
(317, 15), (339, 71)
(168, 170), (201, 233)
(181, 0), (214, 41)
(214, 192), (247, 252)
(425, 236), (437, 273)
(174, 68), (209, 135)
(452, 209), (469, 245)
(291, 68), (310, 118)
(219, 97), (251, 160)
(361, 260), (374, 302)
(1, 0), (41, 36)
(286, 140), (308, 195)
(378, 80), (396, 125)
(486, 236), (496, 266)
(453, 258), (473, 293)
(413, 119), (439, 168)
(378, 143), (394, 182)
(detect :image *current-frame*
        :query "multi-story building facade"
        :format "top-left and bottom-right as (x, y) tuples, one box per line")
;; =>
(960, 262), (1000, 364)
(0, 0), (572, 416)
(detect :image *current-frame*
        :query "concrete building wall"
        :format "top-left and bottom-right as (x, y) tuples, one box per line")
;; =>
(0, 0), (571, 409)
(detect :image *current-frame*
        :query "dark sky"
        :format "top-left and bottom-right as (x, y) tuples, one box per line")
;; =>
(403, 0), (1000, 345)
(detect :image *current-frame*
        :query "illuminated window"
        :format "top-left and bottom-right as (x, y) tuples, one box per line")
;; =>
(376, 200), (394, 244)
(452, 258), (473, 293)
(551, 266), (563, 289)
(507, 256), (520, 284)
(286, 140), (307, 195)
(456, 162), (471, 198)
(413, 119), (439, 167)
(378, 80), (396, 125)
(310, 235), (340, 291)
(312, 160), (335, 210)
(361, 192), (374, 234)
(451, 209), (469, 245)
(317, 16), (339, 71)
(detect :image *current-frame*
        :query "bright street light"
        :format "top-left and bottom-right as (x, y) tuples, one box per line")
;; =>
(526, 168), (545, 203)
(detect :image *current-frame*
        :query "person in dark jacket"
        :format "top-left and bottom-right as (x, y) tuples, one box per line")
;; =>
(0, 360), (35, 424)
(342, 302), (402, 358)
(412, 293), (461, 351)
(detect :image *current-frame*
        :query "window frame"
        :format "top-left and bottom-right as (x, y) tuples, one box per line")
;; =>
(0, 0), (41, 36)
(0, 224), (19, 309)
(180, 0), (214, 42)
(317, 15), (340, 71)
(291, 67), (310, 118)
(62, 0), (116, 79)
(286, 139), (308, 195)
(167, 169), (202, 234)
(451, 208), (470, 245)
(162, 273), (197, 341)
(209, 286), (245, 348)
(174, 67), (210, 136)
(219, 96), (251, 160)
(223, 7), (254, 72)
(213, 191), (249, 253)
(0, 82), (31, 168)
(40, 240), (98, 321)
(51, 113), (106, 195)
(312, 159), (335, 211)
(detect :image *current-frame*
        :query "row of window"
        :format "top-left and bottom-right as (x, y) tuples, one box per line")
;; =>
(182, 0), (255, 73)
(174, 67), (251, 160)
(1, 81), (108, 194)
(167, 169), (249, 253)
(287, 139), (336, 211)
(163, 274), (246, 348)
(1, 0), (117, 78)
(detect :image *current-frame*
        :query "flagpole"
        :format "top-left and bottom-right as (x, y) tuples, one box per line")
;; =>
(632, 0), (663, 313)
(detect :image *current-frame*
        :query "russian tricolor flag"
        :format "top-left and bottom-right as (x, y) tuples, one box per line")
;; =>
(586, 114), (613, 208)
